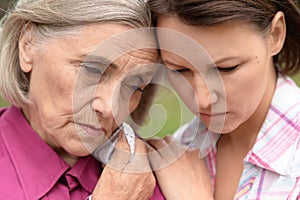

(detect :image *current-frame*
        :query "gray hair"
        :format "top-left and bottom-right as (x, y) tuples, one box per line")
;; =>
(0, 0), (152, 106)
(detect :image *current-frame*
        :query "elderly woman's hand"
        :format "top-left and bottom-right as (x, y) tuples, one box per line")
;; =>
(92, 133), (155, 200)
(147, 135), (214, 200)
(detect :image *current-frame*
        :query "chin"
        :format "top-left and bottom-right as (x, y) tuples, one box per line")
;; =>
(65, 143), (93, 157)
(206, 120), (237, 134)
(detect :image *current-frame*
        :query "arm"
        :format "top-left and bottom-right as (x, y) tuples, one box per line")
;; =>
(147, 135), (214, 200)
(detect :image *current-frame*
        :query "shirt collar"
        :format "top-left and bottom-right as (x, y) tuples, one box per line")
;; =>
(67, 155), (101, 193)
(245, 76), (300, 177)
(176, 76), (300, 177)
(1, 106), (101, 199)
(174, 117), (220, 158)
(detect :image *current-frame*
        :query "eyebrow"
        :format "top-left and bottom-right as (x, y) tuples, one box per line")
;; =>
(163, 56), (240, 69)
(207, 56), (238, 67)
(162, 59), (188, 69)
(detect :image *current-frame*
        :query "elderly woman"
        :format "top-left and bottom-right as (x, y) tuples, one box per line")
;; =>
(0, 0), (163, 199)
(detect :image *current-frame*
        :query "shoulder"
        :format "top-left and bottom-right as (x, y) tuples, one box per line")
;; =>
(174, 117), (219, 156)
(0, 106), (9, 119)
(271, 76), (300, 125)
(269, 76), (300, 177)
(273, 76), (300, 110)
(0, 128), (24, 198)
(0, 106), (25, 198)
(173, 117), (203, 146)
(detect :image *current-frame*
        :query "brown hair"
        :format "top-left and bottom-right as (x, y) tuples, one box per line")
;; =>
(149, 0), (300, 75)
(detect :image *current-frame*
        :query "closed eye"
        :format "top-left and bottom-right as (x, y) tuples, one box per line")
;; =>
(216, 65), (238, 72)
(122, 76), (148, 98)
(171, 68), (191, 73)
(127, 84), (145, 92)
(81, 62), (104, 74)
(162, 60), (191, 74)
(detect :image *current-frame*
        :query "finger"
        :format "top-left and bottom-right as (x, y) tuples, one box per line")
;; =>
(164, 134), (174, 143)
(123, 153), (152, 173)
(164, 135), (186, 155)
(121, 137), (152, 173)
(186, 147), (202, 158)
(134, 136), (147, 153)
(107, 132), (131, 171)
(147, 137), (169, 149)
(146, 137), (172, 160)
(145, 138), (165, 170)
(107, 137), (151, 173)
(115, 130), (130, 152)
(145, 141), (156, 153)
(144, 137), (162, 154)
(146, 137), (181, 171)
(128, 137), (153, 170)
(91, 128), (122, 164)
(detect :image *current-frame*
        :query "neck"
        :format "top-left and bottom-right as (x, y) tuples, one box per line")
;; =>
(21, 106), (79, 167)
(56, 149), (79, 167)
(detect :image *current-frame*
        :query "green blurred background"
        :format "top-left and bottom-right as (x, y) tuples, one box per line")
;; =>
(1, 0), (300, 137)
(0, 0), (9, 107)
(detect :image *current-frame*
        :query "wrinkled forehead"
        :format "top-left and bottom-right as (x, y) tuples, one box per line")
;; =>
(89, 27), (157, 58)
(87, 48), (158, 74)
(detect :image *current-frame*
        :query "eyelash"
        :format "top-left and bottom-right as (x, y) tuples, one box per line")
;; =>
(172, 66), (238, 73)
(129, 85), (144, 92)
(216, 65), (238, 72)
(123, 78), (147, 95)
(80, 61), (149, 93)
(81, 63), (103, 74)
(171, 68), (190, 73)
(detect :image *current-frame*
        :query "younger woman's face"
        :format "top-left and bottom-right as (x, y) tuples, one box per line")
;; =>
(156, 16), (278, 133)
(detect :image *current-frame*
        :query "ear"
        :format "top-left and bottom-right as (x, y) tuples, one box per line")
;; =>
(269, 11), (286, 56)
(19, 23), (35, 73)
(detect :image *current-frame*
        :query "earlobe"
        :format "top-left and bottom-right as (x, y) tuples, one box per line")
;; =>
(19, 23), (35, 73)
(270, 11), (286, 56)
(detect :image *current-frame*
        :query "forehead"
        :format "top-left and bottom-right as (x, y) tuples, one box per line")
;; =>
(86, 48), (158, 73)
(37, 23), (158, 66)
(156, 15), (263, 61)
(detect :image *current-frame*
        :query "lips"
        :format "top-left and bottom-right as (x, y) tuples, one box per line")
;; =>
(76, 123), (105, 138)
(199, 112), (227, 123)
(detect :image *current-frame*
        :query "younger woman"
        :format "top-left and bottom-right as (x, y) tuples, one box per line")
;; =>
(149, 0), (300, 199)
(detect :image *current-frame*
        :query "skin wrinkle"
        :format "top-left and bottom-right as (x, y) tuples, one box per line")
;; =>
(19, 23), (158, 165)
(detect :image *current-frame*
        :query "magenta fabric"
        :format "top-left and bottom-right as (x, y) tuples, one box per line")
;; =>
(151, 185), (165, 200)
(0, 106), (165, 199)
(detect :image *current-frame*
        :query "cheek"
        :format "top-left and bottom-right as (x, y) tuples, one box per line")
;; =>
(114, 92), (142, 124)
(168, 72), (198, 113)
(128, 92), (143, 112)
(29, 62), (77, 128)
(225, 64), (268, 116)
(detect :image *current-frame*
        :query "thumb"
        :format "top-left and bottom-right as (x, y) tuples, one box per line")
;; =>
(107, 131), (131, 171)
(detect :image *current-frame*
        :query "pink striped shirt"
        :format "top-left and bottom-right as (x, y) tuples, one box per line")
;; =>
(175, 75), (300, 199)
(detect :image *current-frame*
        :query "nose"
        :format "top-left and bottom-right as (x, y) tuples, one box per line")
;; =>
(92, 82), (120, 119)
(193, 74), (218, 109)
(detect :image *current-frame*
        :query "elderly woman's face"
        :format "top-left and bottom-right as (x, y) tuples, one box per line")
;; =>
(19, 23), (157, 157)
